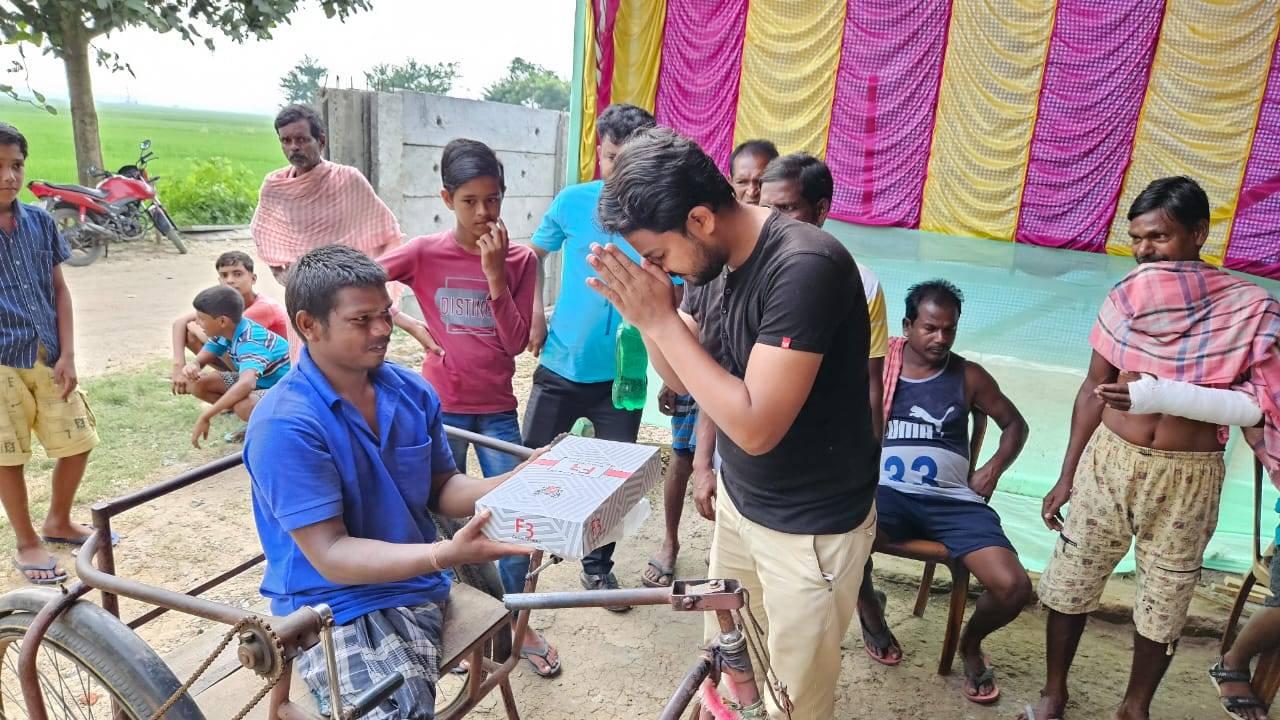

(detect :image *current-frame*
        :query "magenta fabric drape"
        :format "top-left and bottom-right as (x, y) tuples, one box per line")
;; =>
(825, 0), (953, 227)
(594, 0), (622, 112)
(1226, 39), (1280, 281)
(653, 0), (748, 173)
(1014, 0), (1165, 251)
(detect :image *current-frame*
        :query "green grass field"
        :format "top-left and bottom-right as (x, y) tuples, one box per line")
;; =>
(1, 100), (281, 204)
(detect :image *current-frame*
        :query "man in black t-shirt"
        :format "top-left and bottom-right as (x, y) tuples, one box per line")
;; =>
(587, 128), (878, 720)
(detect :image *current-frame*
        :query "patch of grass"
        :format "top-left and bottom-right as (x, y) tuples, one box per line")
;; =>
(163, 157), (260, 226)
(1, 100), (281, 207)
(0, 327), (446, 558)
(1, 360), (243, 555)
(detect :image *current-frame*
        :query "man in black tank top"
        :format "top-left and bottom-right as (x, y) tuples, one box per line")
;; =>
(857, 281), (1032, 706)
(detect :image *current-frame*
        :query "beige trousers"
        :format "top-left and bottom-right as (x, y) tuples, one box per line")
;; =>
(705, 479), (876, 719)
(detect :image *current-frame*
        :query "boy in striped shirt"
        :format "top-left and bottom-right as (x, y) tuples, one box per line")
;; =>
(0, 122), (100, 585)
(184, 285), (290, 448)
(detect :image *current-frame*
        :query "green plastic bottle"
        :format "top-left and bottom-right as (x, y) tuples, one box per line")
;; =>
(612, 320), (648, 411)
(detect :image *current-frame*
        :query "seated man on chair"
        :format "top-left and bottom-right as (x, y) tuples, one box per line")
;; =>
(857, 279), (1030, 706)
(244, 244), (536, 719)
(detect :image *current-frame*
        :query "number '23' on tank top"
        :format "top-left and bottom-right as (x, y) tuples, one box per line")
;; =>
(879, 354), (982, 504)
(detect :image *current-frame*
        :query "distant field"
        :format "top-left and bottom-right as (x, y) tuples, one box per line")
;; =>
(0, 100), (281, 204)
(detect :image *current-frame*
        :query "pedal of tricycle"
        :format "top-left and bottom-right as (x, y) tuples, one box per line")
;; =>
(670, 579), (745, 611)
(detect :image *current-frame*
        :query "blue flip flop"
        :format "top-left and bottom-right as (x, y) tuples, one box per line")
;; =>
(42, 530), (120, 547)
(13, 556), (67, 585)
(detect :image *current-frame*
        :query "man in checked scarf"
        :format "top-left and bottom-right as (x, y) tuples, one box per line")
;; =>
(1022, 176), (1280, 720)
(251, 104), (438, 360)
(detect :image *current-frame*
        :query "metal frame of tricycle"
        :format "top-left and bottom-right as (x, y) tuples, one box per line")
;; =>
(502, 580), (768, 720)
(16, 426), (538, 720)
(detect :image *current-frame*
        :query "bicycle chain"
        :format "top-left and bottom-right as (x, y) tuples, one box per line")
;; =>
(734, 589), (792, 720)
(149, 616), (285, 720)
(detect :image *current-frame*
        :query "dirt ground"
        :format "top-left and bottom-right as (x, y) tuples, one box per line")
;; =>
(9, 236), (1264, 719)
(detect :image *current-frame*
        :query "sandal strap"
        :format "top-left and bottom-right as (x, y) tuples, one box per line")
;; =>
(859, 615), (895, 652)
(646, 559), (674, 576)
(967, 666), (997, 687)
(1223, 696), (1267, 711)
(1211, 660), (1253, 685)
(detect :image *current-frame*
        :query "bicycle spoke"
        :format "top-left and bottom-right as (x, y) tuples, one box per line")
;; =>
(0, 638), (120, 720)
(47, 649), (77, 720)
(58, 650), (104, 720)
(73, 660), (95, 720)
(2, 649), (30, 715)
(32, 666), (67, 720)
(48, 649), (88, 720)
(1, 676), (26, 716)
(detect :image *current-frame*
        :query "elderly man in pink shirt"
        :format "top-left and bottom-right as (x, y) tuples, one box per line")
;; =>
(251, 104), (436, 359)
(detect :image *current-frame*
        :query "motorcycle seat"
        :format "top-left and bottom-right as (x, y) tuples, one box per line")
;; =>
(41, 182), (109, 199)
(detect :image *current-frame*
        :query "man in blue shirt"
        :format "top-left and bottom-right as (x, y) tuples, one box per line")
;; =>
(245, 244), (535, 719)
(0, 123), (100, 585)
(524, 103), (657, 608)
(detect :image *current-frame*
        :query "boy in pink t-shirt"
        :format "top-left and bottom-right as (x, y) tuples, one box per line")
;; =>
(379, 139), (559, 677)
(171, 251), (288, 390)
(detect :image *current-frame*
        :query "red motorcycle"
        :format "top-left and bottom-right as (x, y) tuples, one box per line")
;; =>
(28, 139), (186, 266)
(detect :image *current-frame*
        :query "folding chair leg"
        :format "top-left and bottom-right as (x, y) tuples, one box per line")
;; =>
(938, 564), (969, 676)
(1221, 570), (1258, 655)
(499, 678), (521, 720)
(1253, 645), (1280, 709)
(914, 562), (937, 618)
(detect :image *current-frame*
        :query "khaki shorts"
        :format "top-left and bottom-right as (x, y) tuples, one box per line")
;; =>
(0, 360), (99, 466)
(1038, 423), (1224, 644)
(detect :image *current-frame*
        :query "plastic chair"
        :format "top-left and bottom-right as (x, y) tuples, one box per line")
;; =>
(872, 411), (988, 676)
(1220, 458), (1280, 709)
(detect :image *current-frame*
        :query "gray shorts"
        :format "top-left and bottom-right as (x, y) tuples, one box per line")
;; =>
(296, 602), (445, 720)
(218, 372), (267, 400)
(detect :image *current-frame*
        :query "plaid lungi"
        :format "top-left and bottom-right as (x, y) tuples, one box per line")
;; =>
(671, 395), (698, 455)
(297, 602), (445, 720)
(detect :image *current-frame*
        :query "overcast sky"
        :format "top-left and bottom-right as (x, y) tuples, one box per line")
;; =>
(3, 0), (576, 116)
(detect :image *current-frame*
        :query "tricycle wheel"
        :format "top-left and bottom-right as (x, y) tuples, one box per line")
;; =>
(0, 608), (202, 719)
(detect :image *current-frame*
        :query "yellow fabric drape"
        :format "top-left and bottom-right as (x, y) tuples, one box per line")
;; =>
(610, 0), (666, 111)
(1107, 0), (1280, 263)
(920, 0), (1057, 240)
(577, 0), (599, 183)
(732, 0), (846, 158)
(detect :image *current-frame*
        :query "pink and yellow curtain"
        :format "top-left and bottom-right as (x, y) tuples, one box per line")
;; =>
(578, 0), (1280, 279)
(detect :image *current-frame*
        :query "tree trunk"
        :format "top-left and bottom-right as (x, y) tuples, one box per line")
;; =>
(60, 19), (103, 186)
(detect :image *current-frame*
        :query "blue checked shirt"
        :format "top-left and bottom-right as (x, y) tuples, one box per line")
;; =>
(203, 317), (291, 389)
(0, 202), (71, 369)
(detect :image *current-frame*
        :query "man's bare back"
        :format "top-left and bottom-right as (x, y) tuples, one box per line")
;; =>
(1102, 370), (1223, 452)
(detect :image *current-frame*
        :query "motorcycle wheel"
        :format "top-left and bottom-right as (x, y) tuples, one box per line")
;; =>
(148, 204), (187, 254)
(51, 207), (104, 267)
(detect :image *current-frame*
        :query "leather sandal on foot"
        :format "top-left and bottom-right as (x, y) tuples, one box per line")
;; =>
(1210, 659), (1268, 719)
(641, 557), (675, 588)
(580, 571), (632, 612)
(520, 637), (562, 678)
(12, 556), (67, 586)
(963, 660), (1000, 704)
(859, 589), (902, 667)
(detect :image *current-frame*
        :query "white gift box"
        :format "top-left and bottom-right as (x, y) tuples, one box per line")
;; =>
(475, 435), (663, 558)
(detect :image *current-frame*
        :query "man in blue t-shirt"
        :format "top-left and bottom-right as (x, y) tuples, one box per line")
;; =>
(523, 103), (658, 609)
(244, 245), (535, 719)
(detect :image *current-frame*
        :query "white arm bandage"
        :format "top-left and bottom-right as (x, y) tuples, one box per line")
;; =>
(1127, 375), (1263, 426)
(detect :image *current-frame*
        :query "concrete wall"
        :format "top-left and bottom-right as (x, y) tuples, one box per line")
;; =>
(318, 89), (569, 309)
